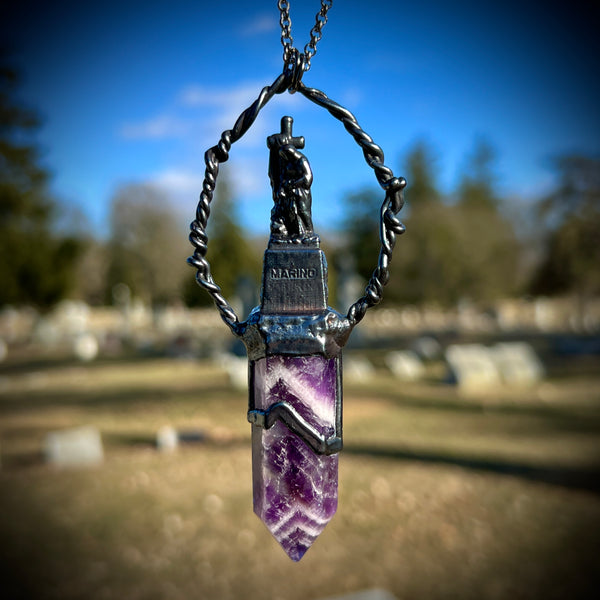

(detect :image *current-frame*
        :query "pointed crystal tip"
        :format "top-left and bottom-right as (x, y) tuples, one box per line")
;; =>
(258, 503), (338, 561)
(253, 426), (338, 560)
(252, 355), (340, 561)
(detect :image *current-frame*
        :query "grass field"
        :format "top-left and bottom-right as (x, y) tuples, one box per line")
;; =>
(1, 349), (599, 599)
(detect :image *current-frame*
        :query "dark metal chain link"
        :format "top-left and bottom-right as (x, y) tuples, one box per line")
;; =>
(187, 69), (406, 333)
(278, 0), (333, 71)
(278, 0), (293, 63)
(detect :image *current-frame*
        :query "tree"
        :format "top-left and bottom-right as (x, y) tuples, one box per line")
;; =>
(106, 184), (189, 306)
(456, 138), (499, 211)
(529, 155), (600, 310)
(340, 141), (447, 306)
(0, 58), (82, 308)
(183, 175), (260, 308)
(392, 140), (452, 304)
(340, 187), (380, 285)
(344, 138), (519, 307)
(450, 139), (520, 303)
(404, 139), (442, 207)
(73, 240), (109, 306)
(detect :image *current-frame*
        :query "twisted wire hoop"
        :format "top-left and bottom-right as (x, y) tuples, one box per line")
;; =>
(187, 72), (289, 334)
(187, 72), (406, 333)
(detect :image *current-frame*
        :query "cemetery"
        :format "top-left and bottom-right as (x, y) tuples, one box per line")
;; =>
(0, 300), (599, 599)
(1, 1), (598, 596)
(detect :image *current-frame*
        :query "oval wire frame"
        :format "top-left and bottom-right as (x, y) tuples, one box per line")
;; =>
(188, 72), (406, 335)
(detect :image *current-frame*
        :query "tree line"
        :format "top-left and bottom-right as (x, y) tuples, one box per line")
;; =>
(2, 60), (598, 312)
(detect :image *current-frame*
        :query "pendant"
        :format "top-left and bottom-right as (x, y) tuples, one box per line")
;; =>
(240, 116), (348, 560)
(187, 62), (406, 561)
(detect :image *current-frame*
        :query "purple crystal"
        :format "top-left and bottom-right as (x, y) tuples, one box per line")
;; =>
(251, 355), (338, 561)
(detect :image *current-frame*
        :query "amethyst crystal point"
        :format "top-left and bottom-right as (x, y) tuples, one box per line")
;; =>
(251, 355), (339, 561)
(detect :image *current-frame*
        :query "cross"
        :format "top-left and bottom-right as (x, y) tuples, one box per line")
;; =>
(267, 116), (305, 152)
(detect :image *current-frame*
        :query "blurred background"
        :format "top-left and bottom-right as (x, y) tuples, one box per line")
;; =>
(1, 1), (599, 598)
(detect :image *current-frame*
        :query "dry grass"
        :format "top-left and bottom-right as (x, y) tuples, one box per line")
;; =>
(1, 353), (599, 599)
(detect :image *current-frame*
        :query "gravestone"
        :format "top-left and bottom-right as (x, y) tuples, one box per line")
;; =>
(44, 426), (104, 468)
(445, 344), (502, 390)
(492, 342), (544, 386)
(73, 332), (99, 362)
(385, 350), (425, 381)
(219, 353), (248, 390)
(344, 355), (375, 383)
(411, 335), (442, 360)
(156, 425), (179, 452)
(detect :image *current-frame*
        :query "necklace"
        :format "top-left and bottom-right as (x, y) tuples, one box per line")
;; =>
(188, 0), (406, 562)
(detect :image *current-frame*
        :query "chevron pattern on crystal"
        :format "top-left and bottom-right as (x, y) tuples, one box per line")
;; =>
(251, 355), (338, 561)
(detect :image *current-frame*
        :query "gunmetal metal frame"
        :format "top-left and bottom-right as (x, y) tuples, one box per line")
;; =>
(247, 353), (343, 456)
(187, 53), (406, 335)
(187, 54), (406, 457)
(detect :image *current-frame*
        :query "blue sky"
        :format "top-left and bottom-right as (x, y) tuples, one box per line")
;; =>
(3, 0), (599, 236)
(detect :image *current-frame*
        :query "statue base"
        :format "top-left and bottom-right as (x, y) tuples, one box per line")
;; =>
(260, 241), (328, 314)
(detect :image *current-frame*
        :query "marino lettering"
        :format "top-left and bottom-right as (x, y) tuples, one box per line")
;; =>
(270, 267), (317, 280)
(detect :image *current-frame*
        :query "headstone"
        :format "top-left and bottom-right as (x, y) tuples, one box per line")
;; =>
(344, 355), (375, 383)
(491, 342), (544, 386)
(445, 344), (502, 390)
(385, 350), (425, 381)
(44, 426), (104, 468)
(54, 300), (90, 336)
(219, 353), (248, 390)
(34, 317), (61, 347)
(73, 332), (99, 362)
(534, 297), (558, 331)
(411, 335), (441, 360)
(156, 425), (178, 452)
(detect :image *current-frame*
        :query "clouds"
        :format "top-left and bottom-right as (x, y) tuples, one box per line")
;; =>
(118, 78), (307, 218)
(119, 79), (303, 145)
(119, 114), (190, 140)
(238, 13), (278, 38)
(151, 169), (205, 195)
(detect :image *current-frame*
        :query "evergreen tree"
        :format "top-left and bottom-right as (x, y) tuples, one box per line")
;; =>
(0, 59), (82, 308)
(340, 141), (445, 306)
(452, 138), (519, 303)
(530, 155), (600, 306)
(394, 140), (454, 304)
(457, 138), (498, 210)
(405, 139), (442, 207)
(348, 138), (519, 307)
(183, 176), (260, 307)
(340, 187), (380, 285)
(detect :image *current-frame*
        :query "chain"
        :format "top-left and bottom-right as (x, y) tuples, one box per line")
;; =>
(189, 0), (404, 330)
(278, 0), (333, 71)
(278, 1), (293, 63)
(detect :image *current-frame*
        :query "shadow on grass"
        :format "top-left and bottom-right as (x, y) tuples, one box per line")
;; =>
(349, 386), (600, 433)
(0, 353), (153, 377)
(104, 432), (247, 450)
(344, 443), (600, 495)
(0, 383), (238, 414)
